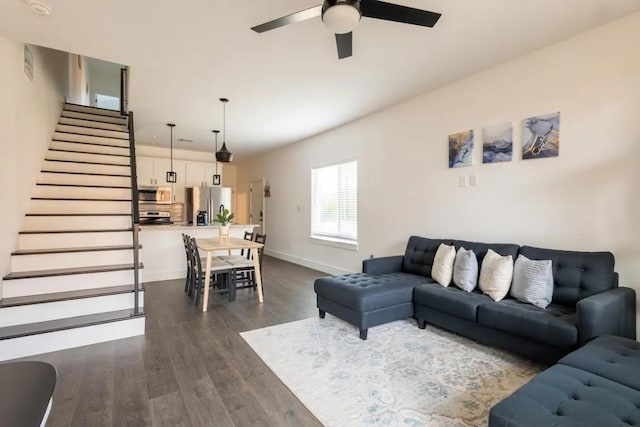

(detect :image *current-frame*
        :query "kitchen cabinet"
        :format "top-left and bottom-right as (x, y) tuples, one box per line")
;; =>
(136, 157), (173, 186)
(185, 160), (223, 188)
(171, 160), (186, 203)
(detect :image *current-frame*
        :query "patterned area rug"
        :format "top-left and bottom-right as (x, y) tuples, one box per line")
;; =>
(240, 316), (541, 426)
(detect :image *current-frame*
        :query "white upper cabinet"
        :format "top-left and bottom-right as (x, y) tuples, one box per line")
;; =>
(138, 156), (222, 192)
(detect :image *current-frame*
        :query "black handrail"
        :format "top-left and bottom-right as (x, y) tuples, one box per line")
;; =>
(128, 111), (140, 314)
(120, 68), (128, 115)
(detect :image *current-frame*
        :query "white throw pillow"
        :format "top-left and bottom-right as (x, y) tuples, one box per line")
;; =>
(431, 243), (456, 287)
(452, 247), (478, 292)
(479, 249), (514, 301)
(510, 255), (554, 309)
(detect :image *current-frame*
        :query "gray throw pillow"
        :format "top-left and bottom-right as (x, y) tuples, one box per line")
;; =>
(452, 247), (478, 292)
(510, 254), (554, 309)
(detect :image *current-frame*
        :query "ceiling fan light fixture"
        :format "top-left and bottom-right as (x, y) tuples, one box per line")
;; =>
(322, 2), (361, 34)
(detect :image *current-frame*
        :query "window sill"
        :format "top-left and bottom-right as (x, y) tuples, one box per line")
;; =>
(310, 236), (358, 251)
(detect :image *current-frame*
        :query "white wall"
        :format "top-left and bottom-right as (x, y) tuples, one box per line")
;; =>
(87, 59), (121, 107)
(237, 8), (640, 304)
(0, 36), (67, 296)
(67, 53), (89, 105)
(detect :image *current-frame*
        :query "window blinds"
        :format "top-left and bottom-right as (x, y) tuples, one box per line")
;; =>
(311, 160), (358, 242)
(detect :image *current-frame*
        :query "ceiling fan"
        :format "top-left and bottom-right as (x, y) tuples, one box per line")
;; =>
(251, 0), (442, 60)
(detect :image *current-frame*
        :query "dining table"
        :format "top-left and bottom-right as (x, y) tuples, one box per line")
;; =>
(196, 237), (265, 312)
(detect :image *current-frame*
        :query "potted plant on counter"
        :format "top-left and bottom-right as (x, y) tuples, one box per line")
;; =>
(214, 208), (234, 242)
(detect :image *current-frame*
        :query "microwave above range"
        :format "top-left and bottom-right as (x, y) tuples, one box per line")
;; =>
(138, 186), (172, 204)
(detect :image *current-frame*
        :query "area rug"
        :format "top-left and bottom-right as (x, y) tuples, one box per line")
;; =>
(240, 316), (542, 426)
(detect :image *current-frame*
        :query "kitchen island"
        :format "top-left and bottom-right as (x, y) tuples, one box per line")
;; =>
(139, 224), (258, 282)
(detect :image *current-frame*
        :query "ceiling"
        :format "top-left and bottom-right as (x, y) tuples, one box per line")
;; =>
(1, 1), (639, 160)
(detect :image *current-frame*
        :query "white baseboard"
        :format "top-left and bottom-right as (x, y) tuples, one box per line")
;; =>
(264, 249), (353, 276)
(142, 268), (186, 283)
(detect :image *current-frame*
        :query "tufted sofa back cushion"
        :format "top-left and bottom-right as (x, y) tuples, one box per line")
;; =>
(402, 236), (453, 277)
(451, 240), (520, 273)
(519, 246), (615, 306)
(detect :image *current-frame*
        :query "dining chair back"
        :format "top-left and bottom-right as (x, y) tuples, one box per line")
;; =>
(189, 237), (235, 306)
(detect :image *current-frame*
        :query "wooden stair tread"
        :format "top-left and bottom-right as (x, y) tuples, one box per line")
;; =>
(48, 148), (130, 158)
(60, 112), (127, 123)
(57, 124), (129, 135)
(44, 158), (130, 167)
(36, 183), (131, 189)
(31, 197), (131, 201)
(25, 213), (131, 216)
(2, 263), (143, 280)
(12, 244), (141, 256)
(54, 130), (129, 141)
(0, 309), (145, 340)
(64, 102), (127, 115)
(52, 138), (129, 149)
(19, 228), (132, 234)
(41, 170), (131, 177)
(0, 285), (146, 308)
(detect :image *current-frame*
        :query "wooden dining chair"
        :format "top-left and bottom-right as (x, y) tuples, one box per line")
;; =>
(182, 234), (193, 294)
(226, 233), (267, 294)
(188, 237), (236, 306)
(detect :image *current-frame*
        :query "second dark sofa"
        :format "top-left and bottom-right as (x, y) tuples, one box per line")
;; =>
(315, 235), (636, 364)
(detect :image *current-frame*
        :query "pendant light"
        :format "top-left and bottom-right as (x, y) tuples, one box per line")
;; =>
(216, 98), (233, 163)
(166, 123), (177, 183)
(212, 129), (221, 185)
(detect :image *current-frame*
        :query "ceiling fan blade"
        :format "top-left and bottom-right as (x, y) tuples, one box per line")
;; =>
(335, 32), (353, 59)
(360, 0), (441, 27)
(251, 5), (322, 33)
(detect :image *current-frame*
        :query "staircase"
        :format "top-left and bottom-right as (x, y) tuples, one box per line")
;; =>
(0, 103), (145, 362)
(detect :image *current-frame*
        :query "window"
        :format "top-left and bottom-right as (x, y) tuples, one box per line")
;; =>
(311, 160), (357, 246)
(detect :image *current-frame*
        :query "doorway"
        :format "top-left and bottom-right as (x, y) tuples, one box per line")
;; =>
(249, 178), (265, 235)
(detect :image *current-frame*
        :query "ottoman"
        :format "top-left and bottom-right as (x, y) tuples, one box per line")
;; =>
(313, 272), (430, 339)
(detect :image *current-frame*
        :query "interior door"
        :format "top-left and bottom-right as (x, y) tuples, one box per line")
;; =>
(250, 178), (265, 234)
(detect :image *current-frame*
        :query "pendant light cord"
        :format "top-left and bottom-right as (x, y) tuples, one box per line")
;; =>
(170, 126), (173, 171)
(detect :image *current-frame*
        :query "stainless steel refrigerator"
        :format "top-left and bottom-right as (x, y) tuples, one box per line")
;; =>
(185, 187), (232, 225)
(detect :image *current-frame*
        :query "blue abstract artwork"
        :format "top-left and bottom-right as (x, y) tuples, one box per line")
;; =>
(448, 130), (474, 168)
(483, 122), (513, 164)
(522, 112), (560, 160)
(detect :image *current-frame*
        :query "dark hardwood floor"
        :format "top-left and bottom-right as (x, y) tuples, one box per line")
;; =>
(19, 256), (326, 427)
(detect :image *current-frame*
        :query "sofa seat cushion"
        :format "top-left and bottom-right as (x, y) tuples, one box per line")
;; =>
(490, 364), (640, 427)
(413, 283), (492, 321)
(314, 273), (432, 312)
(477, 299), (577, 347)
(559, 335), (640, 391)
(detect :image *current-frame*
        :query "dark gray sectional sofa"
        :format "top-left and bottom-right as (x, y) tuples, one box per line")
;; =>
(314, 236), (636, 364)
(490, 335), (640, 426)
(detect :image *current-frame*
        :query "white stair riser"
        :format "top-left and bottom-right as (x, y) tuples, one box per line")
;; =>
(19, 231), (132, 250)
(29, 199), (131, 214)
(11, 249), (135, 272)
(0, 317), (145, 362)
(33, 185), (131, 199)
(38, 172), (131, 187)
(59, 117), (128, 132)
(61, 110), (127, 125)
(56, 124), (129, 140)
(43, 159), (130, 175)
(64, 104), (124, 118)
(0, 293), (144, 328)
(46, 150), (130, 166)
(50, 140), (130, 156)
(53, 132), (129, 148)
(24, 215), (131, 231)
(2, 269), (141, 297)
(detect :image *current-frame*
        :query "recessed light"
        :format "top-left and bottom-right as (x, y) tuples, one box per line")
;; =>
(28, 0), (52, 15)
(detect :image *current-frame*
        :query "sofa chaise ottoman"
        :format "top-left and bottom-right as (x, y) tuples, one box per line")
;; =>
(314, 235), (636, 365)
(489, 335), (640, 426)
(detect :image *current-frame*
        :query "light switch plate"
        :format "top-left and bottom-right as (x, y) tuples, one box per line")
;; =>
(469, 175), (478, 187)
(458, 176), (467, 187)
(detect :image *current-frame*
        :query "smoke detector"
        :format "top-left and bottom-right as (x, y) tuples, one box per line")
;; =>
(27, 0), (52, 15)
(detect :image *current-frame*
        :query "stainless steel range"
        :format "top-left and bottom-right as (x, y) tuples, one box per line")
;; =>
(139, 210), (171, 225)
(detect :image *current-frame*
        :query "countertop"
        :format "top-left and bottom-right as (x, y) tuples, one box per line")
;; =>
(139, 223), (257, 231)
